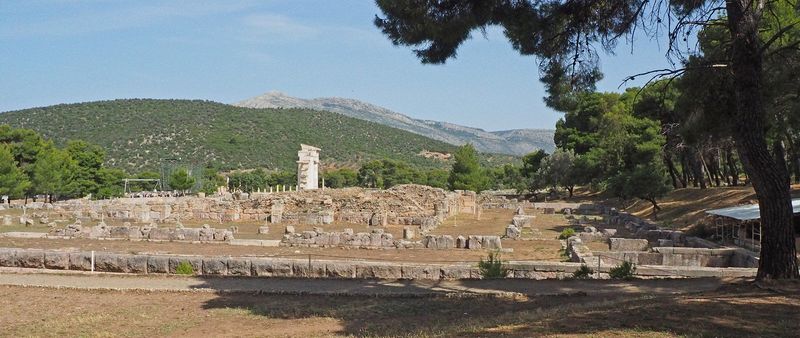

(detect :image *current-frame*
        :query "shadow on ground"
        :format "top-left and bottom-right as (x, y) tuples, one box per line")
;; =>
(196, 277), (800, 337)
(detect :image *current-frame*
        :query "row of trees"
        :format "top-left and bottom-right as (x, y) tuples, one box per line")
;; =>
(0, 125), (208, 202)
(0, 125), (126, 201)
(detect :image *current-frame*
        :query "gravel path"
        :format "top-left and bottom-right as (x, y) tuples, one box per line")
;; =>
(0, 267), (729, 297)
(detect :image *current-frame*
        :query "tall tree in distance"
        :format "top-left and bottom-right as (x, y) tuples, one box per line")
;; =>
(375, 0), (799, 279)
(448, 144), (489, 192)
(0, 144), (31, 201)
(169, 168), (196, 192)
(32, 147), (77, 203)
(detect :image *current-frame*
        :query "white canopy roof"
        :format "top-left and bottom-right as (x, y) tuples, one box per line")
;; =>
(705, 199), (800, 221)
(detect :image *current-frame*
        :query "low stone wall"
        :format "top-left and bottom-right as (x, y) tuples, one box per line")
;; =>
(0, 247), (755, 279)
(49, 223), (233, 242)
(282, 227), (502, 250)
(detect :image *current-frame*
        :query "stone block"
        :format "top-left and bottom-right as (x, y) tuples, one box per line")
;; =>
(168, 257), (202, 275)
(16, 249), (45, 268)
(467, 235), (483, 250)
(128, 227), (143, 239)
(440, 266), (472, 279)
(199, 227), (215, 241)
(181, 228), (201, 242)
(401, 265), (441, 280)
(127, 255), (149, 273)
(438, 235), (455, 249)
(0, 248), (17, 267)
(505, 224), (521, 239)
(202, 257), (228, 275)
(356, 264), (402, 279)
(44, 251), (70, 270)
(482, 236), (502, 250)
(69, 252), (92, 271)
(325, 262), (356, 278)
(251, 259), (293, 277)
(258, 226), (270, 234)
(293, 261), (326, 278)
(149, 228), (173, 241)
(455, 235), (467, 249)
(227, 258), (251, 276)
(511, 215), (533, 227)
(369, 232), (382, 246)
(2, 215), (12, 226)
(402, 227), (415, 240)
(609, 238), (649, 251)
(109, 226), (130, 238)
(94, 253), (127, 272)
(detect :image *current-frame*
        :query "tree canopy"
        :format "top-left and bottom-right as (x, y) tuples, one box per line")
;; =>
(375, 0), (800, 279)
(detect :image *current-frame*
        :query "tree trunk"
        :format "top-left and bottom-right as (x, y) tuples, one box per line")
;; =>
(645, 197), (660, 220)
(691, 148), (707, 189)
(664, 153), (681, 189)
(726, 0), (798, 279)
(726, 146), (739, 186)
(784, 132), (800, 183)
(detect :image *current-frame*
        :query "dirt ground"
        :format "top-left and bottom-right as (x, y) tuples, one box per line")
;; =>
(0, 280), (797, 337)
(0, 208), (592, 263)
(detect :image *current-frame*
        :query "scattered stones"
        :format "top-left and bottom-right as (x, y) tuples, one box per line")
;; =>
(505, 224), (521, 239)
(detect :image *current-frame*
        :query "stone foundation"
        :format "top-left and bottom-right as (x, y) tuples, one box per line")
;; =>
(0, 247), (755, 279)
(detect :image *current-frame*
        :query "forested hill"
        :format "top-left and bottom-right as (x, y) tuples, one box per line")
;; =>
(0, 99), (465, 173)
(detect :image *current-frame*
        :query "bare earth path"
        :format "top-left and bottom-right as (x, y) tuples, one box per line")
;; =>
(0, 267), (726, 296)
(1, 269), (797, 337)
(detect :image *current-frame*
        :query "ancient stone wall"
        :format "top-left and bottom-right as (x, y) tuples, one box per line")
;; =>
(48, 222), (233, 242)
(50, 185), (474, 233)
(281, 226), (502, 250)
(0, 247), (756, 279)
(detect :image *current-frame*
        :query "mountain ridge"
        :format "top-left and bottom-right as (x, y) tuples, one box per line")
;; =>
(0, 99), (474, 173)
(234, 91), (555, 155)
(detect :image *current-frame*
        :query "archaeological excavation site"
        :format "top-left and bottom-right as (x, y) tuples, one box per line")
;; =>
(0, 145), (763, 281)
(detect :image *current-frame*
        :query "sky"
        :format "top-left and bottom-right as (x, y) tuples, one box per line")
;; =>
(0, 0), (678, 131)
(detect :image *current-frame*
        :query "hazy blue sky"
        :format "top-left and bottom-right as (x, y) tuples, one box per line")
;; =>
(1, 0), (677, 131)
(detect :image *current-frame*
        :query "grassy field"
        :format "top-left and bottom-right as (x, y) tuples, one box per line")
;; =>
(0, 281), (797, 337)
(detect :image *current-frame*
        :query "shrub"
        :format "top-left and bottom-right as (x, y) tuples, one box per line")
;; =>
(572, 265), (594, 279)
(175, 261), (194, 275)
(558, 228), (576, 240)
(609, 261), (636, 280)
(478, 251), (508, 279)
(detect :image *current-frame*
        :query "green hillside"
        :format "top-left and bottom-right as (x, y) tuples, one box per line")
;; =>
(0, 99), (462, 172)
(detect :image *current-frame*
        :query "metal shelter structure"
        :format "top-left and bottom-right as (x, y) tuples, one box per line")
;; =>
(122, 178), (162, 194)
(705, 198), (800, 252)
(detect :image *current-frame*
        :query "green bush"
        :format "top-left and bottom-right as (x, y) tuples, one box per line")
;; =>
(558, 228), (576, 240)
(175, 261), (194, 275)
(572, 265), (594, 279)
(478, 251), (508, 279)
(609, 261), (636, 280)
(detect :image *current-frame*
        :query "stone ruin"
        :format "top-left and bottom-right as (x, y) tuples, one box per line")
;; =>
(48, 221), (234, 242)
(567, 212), (759, 268)
(48, 184), (477, 235)
(297, 144), (320, 191)
(281, 226), (502, 250)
